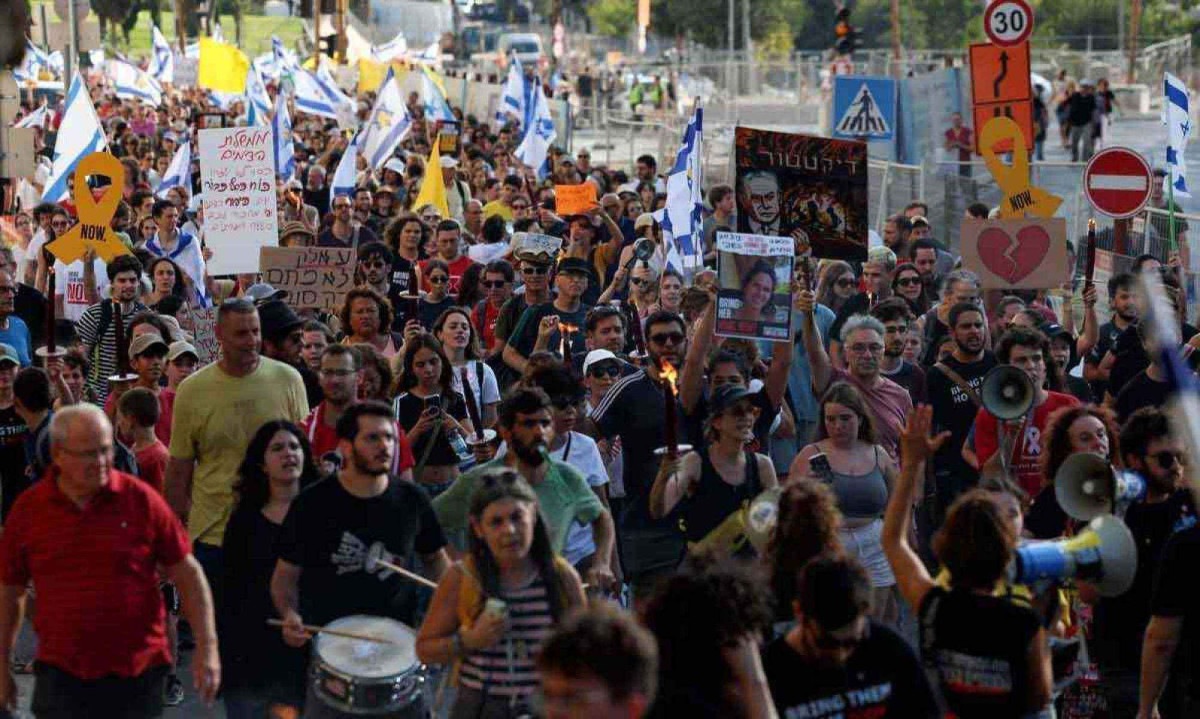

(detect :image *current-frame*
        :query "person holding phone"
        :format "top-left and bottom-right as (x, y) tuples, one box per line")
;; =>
(789, 383), (900, 623)
(393, 334), (473, 496)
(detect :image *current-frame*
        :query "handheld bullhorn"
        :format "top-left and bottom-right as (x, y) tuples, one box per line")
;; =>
(981, 365), (1035, 421)
(1009, 514), (1138, 597)
(622, 238), (655, 271)
(1054, 452), (1147, 521)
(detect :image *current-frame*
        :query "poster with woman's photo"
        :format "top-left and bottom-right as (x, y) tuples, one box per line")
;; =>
(715, 232), (795, 341)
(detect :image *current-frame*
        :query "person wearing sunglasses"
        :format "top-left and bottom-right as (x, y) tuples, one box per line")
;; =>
(492, 246), (554, 365)
(1085, 407), (1195, 716)
(417, 260), (456, 331)
(503, 257), (591, 375)
(815, 261), (857, 317)
(764, 553), (938, 717)
(890, 262), (929, 316)
(317, 192), (379, 250)
(355, 242), (395, 299)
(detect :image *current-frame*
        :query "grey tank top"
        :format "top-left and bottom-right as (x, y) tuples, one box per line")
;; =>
(825, 446), (889, 519)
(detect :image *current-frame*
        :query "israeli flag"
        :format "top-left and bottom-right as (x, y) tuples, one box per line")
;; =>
(272, 35), (300, 77)
(245, 64), (271, 127)
(496, 55), (532, 129)
(360, 68), (412, 168)
(14, 104), (50, 129)
(272, 92), (296, 181)
(662, 106), (704, 261)
(650, 208), (684, 273)
(156, 140), (191, 198)
(291, 68), (340, 119)
(316, 64), (355, 109)
(107, 59), (163, 107)
(414, 41), (440, 65)
(421, 68), (455, 123)
(330, 133), (360, 206)
(515, 80), (555, 179)
(1165, 72), (1191, 198)
(371, 31), (408, 63)
(47, 51), (64, 78)
(42, 72), (108, 203)
(13, 40), (50, 83)
(150, 25), (174, 83)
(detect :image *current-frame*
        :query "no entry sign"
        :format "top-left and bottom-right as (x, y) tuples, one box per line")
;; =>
(984, 0), (1034, 47)
(1084, 147), (1154, 218)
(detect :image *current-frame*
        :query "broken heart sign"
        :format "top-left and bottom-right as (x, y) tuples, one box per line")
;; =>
(961, 218), (1068, 289)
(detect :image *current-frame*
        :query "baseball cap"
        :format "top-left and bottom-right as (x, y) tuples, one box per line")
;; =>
(439, 156), (459, 169)
(384, 157), (406, 175)
(1041, 323), (1073, 342)
(245, 283), (289, 303)
(0, 343), (18, 367)
(583, 349), (620, 375)
(129, 332), (169, 357)
(709, 384), (754, 416)
(910, 215), (930, 228)
(167, 340), (199, 363)
(634, 213), (656, 230)
(556, 257), (592, 276)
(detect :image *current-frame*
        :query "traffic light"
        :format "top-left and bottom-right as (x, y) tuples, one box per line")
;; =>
(834, 6), (858, 56)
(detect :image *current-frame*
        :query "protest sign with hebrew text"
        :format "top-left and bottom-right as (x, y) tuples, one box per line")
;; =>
(260, 246), (357, 311)
(199, 127), (278, 274)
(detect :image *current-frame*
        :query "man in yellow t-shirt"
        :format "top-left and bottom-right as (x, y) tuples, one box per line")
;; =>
(482, 175), (523, 221)
(166, 299), (309, 599)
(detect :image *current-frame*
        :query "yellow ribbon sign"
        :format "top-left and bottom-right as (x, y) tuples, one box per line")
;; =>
(980, 116), (1062, 219)
(46, 152), (131, 264)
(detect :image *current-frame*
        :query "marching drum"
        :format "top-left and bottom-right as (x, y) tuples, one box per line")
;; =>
(312, 615), (426, 716)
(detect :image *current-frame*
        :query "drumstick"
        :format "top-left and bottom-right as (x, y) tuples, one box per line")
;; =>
(266, 619), (399, 645)
(373, 557), (440, 589)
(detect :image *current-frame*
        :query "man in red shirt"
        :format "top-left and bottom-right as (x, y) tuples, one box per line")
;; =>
(0, 404), (219, 716)
(420, 219), (476, 296)
(944, 112), (973, 178)
(302, 345), (414, 479)
(973, 327), (1080, 498)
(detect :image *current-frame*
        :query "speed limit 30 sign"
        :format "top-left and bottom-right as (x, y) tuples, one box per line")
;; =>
(984, 0), (1034, 47)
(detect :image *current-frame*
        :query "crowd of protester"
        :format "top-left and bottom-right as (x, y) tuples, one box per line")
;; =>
(0, 62), (1196, 719)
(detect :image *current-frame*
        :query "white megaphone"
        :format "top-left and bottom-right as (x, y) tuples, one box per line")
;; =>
(1055, 453), (1147, 521)
(981, 365), (1036, 421)
(1009, 514), (1138, 597)
(744, 487), (782, 554)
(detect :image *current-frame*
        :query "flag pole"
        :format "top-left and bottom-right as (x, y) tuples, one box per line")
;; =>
(1169, 172), (1178, 255)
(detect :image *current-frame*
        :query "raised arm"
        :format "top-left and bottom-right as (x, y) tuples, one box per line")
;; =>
(796, 290), (832, 395)
(680, 289), (716, 414)
(1077, 283), (1099, 358)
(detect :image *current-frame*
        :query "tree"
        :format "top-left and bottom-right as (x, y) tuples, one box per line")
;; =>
(587, 0), (636, 39)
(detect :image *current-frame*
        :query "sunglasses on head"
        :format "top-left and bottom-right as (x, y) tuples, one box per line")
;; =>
(587, 363), (621, 379)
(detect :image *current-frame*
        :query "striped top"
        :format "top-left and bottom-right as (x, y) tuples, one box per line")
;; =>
(458, 578), (554, 698)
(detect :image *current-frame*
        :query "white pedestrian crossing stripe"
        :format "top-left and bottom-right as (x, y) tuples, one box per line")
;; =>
(835, 83), (891, 137)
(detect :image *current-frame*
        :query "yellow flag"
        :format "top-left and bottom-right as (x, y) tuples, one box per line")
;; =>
(412, 142), (449, 218)
(198, 38), (250, 94)
(357, 58), (387, 94)
(420, 65), (449, 100)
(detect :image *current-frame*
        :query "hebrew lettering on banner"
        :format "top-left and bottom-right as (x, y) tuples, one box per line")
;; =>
(199, 127), (280, 275)
(259, 246), (358, 312)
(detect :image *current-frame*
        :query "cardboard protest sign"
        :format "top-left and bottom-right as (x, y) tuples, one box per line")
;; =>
(199, 127), (278, 275)
(960, 218), (1068, 289)
(555, 183), (597, 216)
(437, 120), (460, 156)
(715, 231), (795, 341)
(260, 246), (357, 311)
(512, 232), (562, 260)
(179, 306), (220, 364)
(734, 128), (868, 261)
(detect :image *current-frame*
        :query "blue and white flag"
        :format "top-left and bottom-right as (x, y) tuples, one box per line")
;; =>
(47, 50), (64, 78)
(245, 64), (271, 127)
(271, 35), (300, 78)
(42, 72), (108, 203)
(371, 31), (408, 63)
(107, 59), (163, 107)
(414, 41), (440, 65)
(150, 24), (174, 83)
(316, 64), (354, 107)
(514, 80), (555, 179)
(496, 55), (533, 129)
(330, 133), (360, 206)
(1165, 72), (1192, 198)
(272, 92), (296, 181)
(291, 68), (341, 120)
(14, 104), (50, 129)
(421, 68), (455, 123)
(156, 140), (191, 198)
(360, 68), (412, 168)
(662, 106), (704, 262)
(13, 40), (50, 83)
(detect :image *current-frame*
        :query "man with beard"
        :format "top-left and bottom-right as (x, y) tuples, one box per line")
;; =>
(1091, 408), (1195, 716)
(587, 310), (690, 603)
(1084, 272), (1139, 399)
(970, 328), (1079, 498)
(871, 299), (926, 404)
(919, 270), (984, 367)
(433, 388), (616, 591)
(356, 242), (395, 299)
(260, 299), (322, 408)
(273, 401), (449, 714)
(75, 254), (148, 404)
(579, 305), (631, 372)
(802, 301), (912, 461)
(302, 345), (414, 478)
(493, 243), (554, 355)
(924, 302), (996, 523)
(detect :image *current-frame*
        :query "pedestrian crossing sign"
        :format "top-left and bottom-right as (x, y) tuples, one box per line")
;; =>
(832, 76), (897, 141)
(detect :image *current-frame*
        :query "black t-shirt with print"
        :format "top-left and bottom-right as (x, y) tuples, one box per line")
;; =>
(387, 256), (418, 331)
(925, 353), (996, 494)
(0, 404), (29, 520)
(275, 475), (446, 626)
(764, 620), (939, 718)
(393, 391), (469, 467)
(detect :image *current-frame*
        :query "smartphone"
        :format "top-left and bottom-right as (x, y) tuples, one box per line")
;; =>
(424, 395), (443, 413)
(809, 452), (833, 482)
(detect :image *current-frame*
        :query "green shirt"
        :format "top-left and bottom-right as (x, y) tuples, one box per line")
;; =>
(433, 458), (603, 553)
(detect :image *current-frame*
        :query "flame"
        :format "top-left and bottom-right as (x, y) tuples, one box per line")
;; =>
(660, 360), (678, 392)
(1088, 218), (1097, 232)
(559, 322), (580, 335)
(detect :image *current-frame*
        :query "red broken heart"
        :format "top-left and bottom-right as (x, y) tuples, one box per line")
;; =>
(976, 225), (1051, 285)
